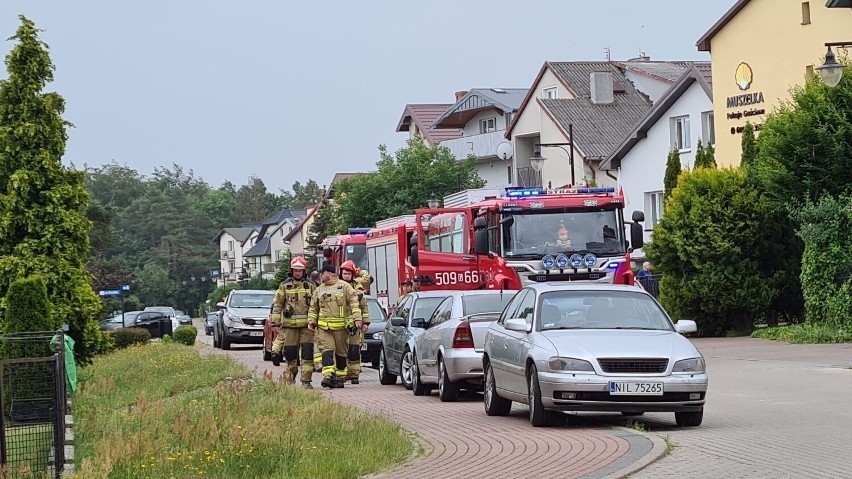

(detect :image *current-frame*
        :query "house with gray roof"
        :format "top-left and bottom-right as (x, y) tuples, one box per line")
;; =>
(212, 227), (259, 284)
(430, 88), (528, 190)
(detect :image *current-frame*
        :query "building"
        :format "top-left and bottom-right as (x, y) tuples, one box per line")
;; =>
(430, 88), (528, 190)
(396, 103), (462, 146)
(601, 63), (715, 244)
(242, 209), (307, 279)
(213, 227), (258, 285)
(696, 0), (852, 165)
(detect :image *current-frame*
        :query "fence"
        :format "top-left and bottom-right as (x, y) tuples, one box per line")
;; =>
(636, 273), (662, 299)
(0, 331), (67, 479)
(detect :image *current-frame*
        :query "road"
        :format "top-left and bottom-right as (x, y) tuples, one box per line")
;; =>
(194, 321), (852, 478)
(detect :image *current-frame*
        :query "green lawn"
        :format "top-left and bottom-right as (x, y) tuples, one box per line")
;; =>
(3, 424), (53, 479)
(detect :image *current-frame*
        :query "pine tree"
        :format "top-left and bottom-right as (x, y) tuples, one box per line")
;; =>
(705, 141), (717, 168)
(741, 122), (757, 170)
(0, 16), (110, 363)
(694, 140), (707, 169)
(663, 149), (682, 200)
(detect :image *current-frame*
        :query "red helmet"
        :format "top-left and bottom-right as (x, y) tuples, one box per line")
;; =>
(340, 260), (357, 273)
(290, 256), (308, 270)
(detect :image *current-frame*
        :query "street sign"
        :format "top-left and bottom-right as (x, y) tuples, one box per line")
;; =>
(210, 270), (220, 277)
(121, 284), (131, 291)
(99, 290), (122, 296)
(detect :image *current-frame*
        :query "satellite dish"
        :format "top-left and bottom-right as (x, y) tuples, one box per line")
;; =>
(496, 141), (513, 160)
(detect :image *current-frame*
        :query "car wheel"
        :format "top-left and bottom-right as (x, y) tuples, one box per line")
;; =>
(220, 332), (231, 350)
(400, 349), (414, 390)
(483, 360), (511, 416)
(438, 357), (461, 402)
(527, 364), (565, 428)
(213, 326), (220, 348)
(371, 353), (380, 370)
(675, 409), (703, 427)
(412, 355), (428, 396)
(378, 348), (397, 385)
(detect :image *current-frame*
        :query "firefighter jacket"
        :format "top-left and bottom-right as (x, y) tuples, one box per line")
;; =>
(349, 279), (370, 325)
(270, 276), (316, 328)
(308, 279), (362, 331)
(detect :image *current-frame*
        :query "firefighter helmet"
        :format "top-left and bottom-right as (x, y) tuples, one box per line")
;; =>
(290, 256), (308, 270)
(340, 260), (358, 273)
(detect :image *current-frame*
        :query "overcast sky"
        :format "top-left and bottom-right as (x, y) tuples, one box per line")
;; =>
(0, 0), (732, 193)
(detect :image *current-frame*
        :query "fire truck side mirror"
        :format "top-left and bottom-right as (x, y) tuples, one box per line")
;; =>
(473, 217), (487, 231)
(630, 223), (644, 250)
(474, 229), (489, 255)
(322, 248), (332, 258)
(409, 234), (418, 247)
(632, 210), (645, 223)
(410, 246), (419, 267)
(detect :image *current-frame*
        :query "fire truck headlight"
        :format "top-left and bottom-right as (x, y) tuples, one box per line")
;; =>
(542, 255), (555, 269)
(583, 253), (597, 268)
(556, 254), (570, 269)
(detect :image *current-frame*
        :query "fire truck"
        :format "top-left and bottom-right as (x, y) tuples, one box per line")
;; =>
(364, 216), (419, 310)
(407, 186), (645, 291)
(318, 228), (370, 274)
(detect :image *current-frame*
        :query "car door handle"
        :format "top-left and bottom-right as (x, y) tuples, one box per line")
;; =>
(462, 256), (475, 261)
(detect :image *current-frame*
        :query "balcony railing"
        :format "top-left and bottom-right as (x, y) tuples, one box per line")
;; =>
(516, 167), (542, 187)
(220, 250), (235, 260)
(440, 130), (508, 160)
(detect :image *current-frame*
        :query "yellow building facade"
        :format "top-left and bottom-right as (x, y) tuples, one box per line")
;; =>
(698, 0), (852, 166)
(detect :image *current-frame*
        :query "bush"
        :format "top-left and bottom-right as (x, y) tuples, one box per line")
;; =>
(108, 328), (151, 349)
(172, 325), (197, 346)
(2, 275), (53, 334)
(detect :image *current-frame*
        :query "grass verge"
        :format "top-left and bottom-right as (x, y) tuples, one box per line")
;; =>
(751, 322), (852, 344)
(71, 343), (411, 479)
(1, 425), (54, 479)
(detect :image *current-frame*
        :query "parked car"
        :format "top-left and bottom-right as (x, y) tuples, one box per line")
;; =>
(482, 283), (706, 427)
(411, 290), (513, 401)
(214, 289), (274, 350)
(378, 291), (451, 389)
(143, 306), (179, 333)
(100, 311), (142, 331)
(204, 312), (217, 336)
(177, 314), (192, 325)
(360, 297), (389, 369)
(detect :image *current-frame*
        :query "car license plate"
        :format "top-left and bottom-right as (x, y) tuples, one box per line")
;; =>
(608, 381), (663, 395)
(249, 331), (263, 337)
(360, 342), (368, 351)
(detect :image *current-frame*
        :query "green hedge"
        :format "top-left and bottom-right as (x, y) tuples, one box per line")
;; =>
(173, 325), (197, 346)
(108, 328), (151, 349)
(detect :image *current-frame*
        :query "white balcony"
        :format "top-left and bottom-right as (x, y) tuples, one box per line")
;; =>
(440, 130), (508, 161)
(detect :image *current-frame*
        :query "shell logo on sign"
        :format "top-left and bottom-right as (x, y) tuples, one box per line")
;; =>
(735, 62), (753, 91)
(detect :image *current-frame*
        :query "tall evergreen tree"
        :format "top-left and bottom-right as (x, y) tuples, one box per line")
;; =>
(0, 16), (109, 362)
(740, 122), (758, 170)
(663, 149), (682, 200)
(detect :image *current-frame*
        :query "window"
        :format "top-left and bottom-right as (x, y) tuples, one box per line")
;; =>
(228, 261), (235, 273)
(479, 117), (497, 134)
(670, 116), (691, 151)
(542, 87), (557, 99)
(228, 240), (234, 251)
(462, 294), (512, 316)
(701, 111), (715, 146)
(806, 64), (815, 81)
(516, 290), (536, 326)
(426, 213), (467, 254)
(802, 2), (811, 25)
(429, 297), (453, 326)
(507, 165), (513, 184)
(644, 191), (664, 230)
(499, 290), (529, 325)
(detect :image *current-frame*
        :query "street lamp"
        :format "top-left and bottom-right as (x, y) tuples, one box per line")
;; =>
(817, 42), (852, 87)
(427, 192), (440, 209)
(528, 124), (576, 185)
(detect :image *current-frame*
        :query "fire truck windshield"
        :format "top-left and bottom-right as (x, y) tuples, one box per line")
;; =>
(346, 244), (369, 271)
(502, 209), (625, 259)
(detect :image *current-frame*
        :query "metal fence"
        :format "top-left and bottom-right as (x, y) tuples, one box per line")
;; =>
(636, 273), (662, 299)
(0, 331), (67, 479)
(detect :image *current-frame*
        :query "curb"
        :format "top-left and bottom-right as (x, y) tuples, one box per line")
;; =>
(598, 426), (668, 479)
(360, 431), (433, 479)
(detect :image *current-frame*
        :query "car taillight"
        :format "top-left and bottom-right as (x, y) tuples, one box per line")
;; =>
(452, 322), (474, 348)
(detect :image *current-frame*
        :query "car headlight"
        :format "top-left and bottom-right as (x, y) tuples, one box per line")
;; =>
(226, 313), (243, 324)
(373, 332), (383, 341)
(548, 357), (595, 373)
(672, 357), (705, 373)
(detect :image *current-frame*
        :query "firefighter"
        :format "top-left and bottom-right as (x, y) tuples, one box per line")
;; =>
(308, 263), (362, 389)
(339, 261), (371, 384)
(269, 256), (316, 388)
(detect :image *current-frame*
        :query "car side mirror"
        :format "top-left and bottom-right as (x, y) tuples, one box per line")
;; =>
(504, 318), (530, 332)
(630, 223), (644, 250)
(675, 320), (697, 334)
(410, 317), (427, 329)
(216, 302), (226, 308)
(390, 317), (405, 327)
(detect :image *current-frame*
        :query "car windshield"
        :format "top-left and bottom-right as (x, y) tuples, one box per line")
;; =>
(229, 293), (274, 308)
(538, 290), (673, 331)
(413, 297), (447, 322)
(144, 307), (173, 315)
(462, 294), (513, 316)
(111, 312), (139, 323)
(346, 244), (369, 271)
(367, 299), (387, 321)
(502, 209), (624, 258)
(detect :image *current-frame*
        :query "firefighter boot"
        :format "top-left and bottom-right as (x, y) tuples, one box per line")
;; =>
(271, 353), (281, 367)
(301, 381), (313, 390)
(334, 379), (345, 389)
(321, 376), (336, 389)
(350, 378), (360, 385)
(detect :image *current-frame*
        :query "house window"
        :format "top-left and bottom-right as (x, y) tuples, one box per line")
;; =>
(644, 191), (664, 230)
(479, 117), (497, 134)
(701, 111), (715, 146)
(507, 165), (513, 184)
(228, 261), (235, 273)
(227, 240), (234, 251)
(806, 64), (815, 81)
(542, 87), (557, 99)
(801, 2), (811, 25)
(670, 116), (691, 151)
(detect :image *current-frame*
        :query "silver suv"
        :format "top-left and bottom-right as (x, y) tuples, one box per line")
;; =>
(214, 289), (274, 350)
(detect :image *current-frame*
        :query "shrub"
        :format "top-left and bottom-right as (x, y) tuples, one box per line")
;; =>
(108, 328), (151, 349)
(172, 325), (197, 346)
(2, 275), (53, 334)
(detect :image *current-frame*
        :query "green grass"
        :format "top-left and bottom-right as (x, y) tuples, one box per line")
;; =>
(71, 343), (412, 479)
(1, 425), (53, 479)
(751, 322), (852, 344)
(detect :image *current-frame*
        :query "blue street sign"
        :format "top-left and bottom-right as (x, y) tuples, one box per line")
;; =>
(121, 284), (131, 291)
(99, 290), (122, 296)
(210, 270), (220, 277)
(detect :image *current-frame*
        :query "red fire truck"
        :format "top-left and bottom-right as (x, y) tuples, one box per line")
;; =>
(318, 228), (370, 273)
(408, 186), (645, 291)
(365, 216), (419, 310)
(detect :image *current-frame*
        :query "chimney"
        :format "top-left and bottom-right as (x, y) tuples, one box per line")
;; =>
(590, 72), (614, 105)
(455, 90), (468, 102)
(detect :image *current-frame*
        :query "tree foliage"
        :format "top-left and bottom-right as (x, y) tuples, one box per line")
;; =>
(332, 138), (484, 230)
(0, 16), (109, 363)
(280, 179), (324, 209)
(2, 275), (52, 334)
(693, 140), (716, 169)
(663, 149), (681, 200)
(740, 122), (757, 171)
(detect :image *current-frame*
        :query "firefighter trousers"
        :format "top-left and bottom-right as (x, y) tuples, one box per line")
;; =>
(315, 327), (349, 380)
(277, 326), (314, 383)
(347, 330), (363, 380)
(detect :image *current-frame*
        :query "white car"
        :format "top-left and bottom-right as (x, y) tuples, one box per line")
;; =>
(482, 283), (707, 427)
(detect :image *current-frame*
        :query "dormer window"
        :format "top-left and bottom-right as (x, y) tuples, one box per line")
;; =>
(542, 87), (557, 99)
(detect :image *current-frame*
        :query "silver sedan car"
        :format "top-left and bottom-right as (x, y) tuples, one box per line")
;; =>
(411, 290), (513, 401)
(483, 283), (707, 428)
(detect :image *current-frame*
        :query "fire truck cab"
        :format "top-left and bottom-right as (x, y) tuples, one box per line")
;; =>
(409, 186), (645, 290)
(319, 228), (370, 274)
(364, 216), (419, 311)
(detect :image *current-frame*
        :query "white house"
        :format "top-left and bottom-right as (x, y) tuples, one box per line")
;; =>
(212, 227), (258, 285)
(430, 88), (528, 190)
(600, 63), (714, 245)
(243, 209), (308, 280)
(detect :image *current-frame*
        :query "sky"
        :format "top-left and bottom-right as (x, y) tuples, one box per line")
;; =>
(0, 0), (734, 194)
